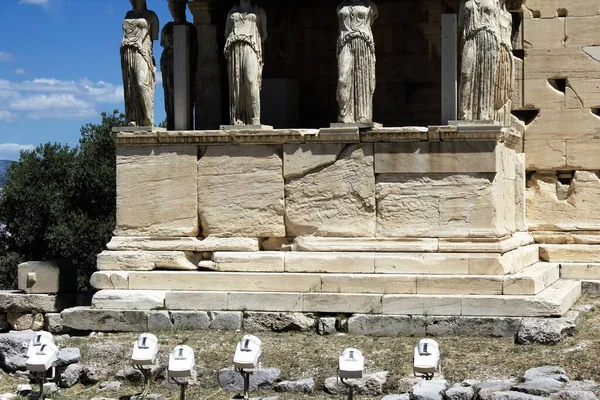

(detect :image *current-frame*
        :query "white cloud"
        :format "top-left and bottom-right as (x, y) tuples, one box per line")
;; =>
(19, 0), (50, 5)
(13, 69), (27, 76)
(0, 52), (14, 62)
(0, 143), (35, 161)
(0, 77), (124, 121)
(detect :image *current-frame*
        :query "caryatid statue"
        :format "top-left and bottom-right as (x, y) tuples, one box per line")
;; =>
(161, 0), (198, 130)
(120, 0), (159, 127)
(458, 0), (501, 121)
(336, 0), (378, 124)
(494, 0), (514, 126)
(224, 0), (268, 126)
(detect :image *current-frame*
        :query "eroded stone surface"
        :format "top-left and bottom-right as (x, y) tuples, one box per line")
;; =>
(198, 145), (285, 237)
(285, 144), (376, 237)
(97, 251), (199, 271)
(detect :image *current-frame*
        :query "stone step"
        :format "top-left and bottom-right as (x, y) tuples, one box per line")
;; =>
(560, 263), (600, 280)
(89, 279), (581, 317)
(540, 244), (600, 263)
(92, 265), (551, 295)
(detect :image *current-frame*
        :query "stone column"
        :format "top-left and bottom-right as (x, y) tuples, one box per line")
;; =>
(174, 24), (193, 130)
(441, 14), (458, 125)
(188, 0), (221, 130)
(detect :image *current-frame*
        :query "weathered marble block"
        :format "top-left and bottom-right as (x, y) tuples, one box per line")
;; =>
(284, 143), (376, 237)
(198, 145), (285, 237)
(116, 146), (199, 237)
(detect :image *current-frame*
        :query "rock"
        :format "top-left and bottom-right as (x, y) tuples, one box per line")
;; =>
(198, 145), (285, 237)
(324, 371), (388, 396)
(147, 311), (173, 331)
(243, 312), (316, 332)
(162, 369), (198, 391)
(44, 313), (72, 334)
(411, 379), (449, 400)
(317, 317), (337, 335)
(90, 398), (118, 400)
(170, 311), (210, 330)
(0, 291), (75, 313)
(474, 380), (515, 400)
(516, 312), (579, 345)
(565, 381), (599, 392)
(218, 367), (280, 392)
(81, 366), (110, 384)
(0, 331), (37, 371)
(43, 382), (59, 396)
(59, 363), (83, 388)
(91, 290), (165, 310)
(54, 347), (80, 367)
(446, 386), (475, 400)
(6, 313), (44, 331)
(115, 366), (144, 383)
(574, 305), (595, 312)
(523, 366), (570, 383)
(274, 378), (315, 393)
(488, 392), (548, 400)
(551, 391), (598, 400)
(61, 307), (148, 332)
(97, 250), (199, 271)
(13, 370), (31, 382)
(512, 378), (564, 396)
(96, 381), (122, 393)
(383, 395), (410, 400)
(209, 311), (242, 330)
(285, 143), (376, 237)
(0, 394), (18, 400)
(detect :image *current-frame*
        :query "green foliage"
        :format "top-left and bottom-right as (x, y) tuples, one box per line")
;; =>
(0, 110), (124, 290)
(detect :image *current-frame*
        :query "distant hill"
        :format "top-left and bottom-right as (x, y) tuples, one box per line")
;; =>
(0, 160), (13, 187)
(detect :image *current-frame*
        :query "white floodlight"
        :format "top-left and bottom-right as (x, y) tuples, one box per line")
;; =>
(131, 333), (159, 397)
(338, 348), (364, 379)
(413, 338), (441, 380)
(233, 335), (262, 400)
(168, 345), (195, 400)
(25, 331), (59, 400)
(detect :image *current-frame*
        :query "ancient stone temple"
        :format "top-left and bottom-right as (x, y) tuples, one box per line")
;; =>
(82, 0), (600, 327)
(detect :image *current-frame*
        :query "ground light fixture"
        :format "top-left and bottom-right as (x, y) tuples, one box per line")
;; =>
(233, 334), (262, 400)
(131, 333), (159, 398)
(338, 348), (364, 400)
(413, 338), (441, 380)
(26, 331), (59, 400)
(168, 345), (195, 400)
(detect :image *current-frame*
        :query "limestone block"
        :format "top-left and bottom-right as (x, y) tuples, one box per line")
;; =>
(348, 314), (427, 336)
(17, 260), (77, 294)
(61, 307), (148, 332)
(261, 237), (294, 251)
(97, 250), (199, 271)
(212, 252), (284, 272)
(91, 290), (165, 310)
(321, 274), (417, 294)
(106, 237), (261, 252)
(197, 237), (260, 252)
(527, 172), (600, 230)
(540, 244), (600, 262)
(522, 0), (558, 18)
(164, 291), (228, 310)
(523, 79), (565, 109)
(523, 17), (565, 50)
(209, 311), (242, 330)
(147, 311), (173, 330)
(198, 145), (285, 237)
(227, 292), (303, 312)
(559, 1), (600, 16)
(382, 295), (461, 315)
(90, 272), (129, 290)
(283, 143), (345, 179)
(515, 153), (527, 231)
(438, 233), (534, 254)
(417, 276), (503, 295)
(375, 253), (470, 275)
(524, 48), (600, 81)
(461, 280), (581, 317)
(0, 291), (76, 313)
(560, 263), (600, 279)
(468, 245), (539, 275)
(303, 293), (382, 313)
(566, 78), (600, 108)
(293, 237), (439, 253)
(565, 16), (600, 48)
(243, 312), (315, 332)
(524, 140), (567, 170)
(374, 142), (497, 174)
(284, 252), (375, 273)
(285, 144), (376, 237)
(376, 174), (498, 237)
(116, 146), (198, 236)
(532, 231), (600, 244)
(170, 311), (210, 330)
(566, 141), (600, 170)
(503, 263), (560, 295)
(7, 313), (44, 331)
(566, 86), (584, 109)
(128, 271), (322, 292)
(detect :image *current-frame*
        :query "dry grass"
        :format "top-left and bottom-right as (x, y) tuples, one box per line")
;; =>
(1, 294), (599, 400)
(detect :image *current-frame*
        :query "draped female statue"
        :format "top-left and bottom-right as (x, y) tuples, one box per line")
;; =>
(458, 0), (500, 121)
(161, 0), (197, 130)
(224, 0), (267, 126)
(120, 0), (159, 127)
(494, 0), (514, 126)
(336, 0), (378, 124)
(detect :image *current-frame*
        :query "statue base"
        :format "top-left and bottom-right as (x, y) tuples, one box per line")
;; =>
(220, 124), (274, 131)
(330, 122), (383, 129)
(112, 126), (167, 133)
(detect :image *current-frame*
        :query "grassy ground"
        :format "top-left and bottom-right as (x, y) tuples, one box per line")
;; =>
(1, 294), (599, 400)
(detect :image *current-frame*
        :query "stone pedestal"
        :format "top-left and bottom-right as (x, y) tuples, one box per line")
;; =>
(92, 124), (581, 318)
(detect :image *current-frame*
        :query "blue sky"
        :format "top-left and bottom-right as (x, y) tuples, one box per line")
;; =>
(0, 0), (183, 160)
